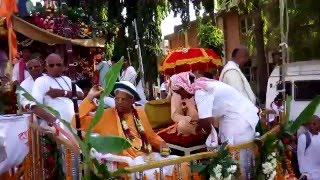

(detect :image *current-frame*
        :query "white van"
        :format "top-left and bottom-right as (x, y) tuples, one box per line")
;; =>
(265, 60), (320, 120)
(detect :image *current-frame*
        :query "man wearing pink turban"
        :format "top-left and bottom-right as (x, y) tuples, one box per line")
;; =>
(170, 72), (259, 178)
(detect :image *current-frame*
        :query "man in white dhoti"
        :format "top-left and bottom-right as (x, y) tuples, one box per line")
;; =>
(170, 72), (259, 178)
(219, 46), (257, 104)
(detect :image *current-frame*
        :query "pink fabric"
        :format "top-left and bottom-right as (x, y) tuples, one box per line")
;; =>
(193, 77), (214, 90)
(170, 72), (214, 94)
(18, 60), (26, 83)
(170, 72), (195, 94)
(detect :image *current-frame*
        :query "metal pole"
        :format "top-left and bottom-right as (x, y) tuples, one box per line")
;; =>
(133, 19), (145, 87)
(62, 3), (84, 177)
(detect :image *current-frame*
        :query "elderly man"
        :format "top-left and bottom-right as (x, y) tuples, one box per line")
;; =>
(32, 54), (83, 128)
(18, 59), (43, 109)
(17, 59), (58, 126)
(72, 81), (189, 179)
(219, 46), (257, 104)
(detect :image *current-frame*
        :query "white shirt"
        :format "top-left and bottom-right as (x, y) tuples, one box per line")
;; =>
(220, 61), (256, 104)
(195, 81), (259, 134)
(97, 61), (111, 86)
(120, 66), (137, 85)
(18, 76), (35, 109)
(160, 82), (168, 92)
(32, 75), (82, 123)
(12, 62), (31, 82)
(297, 133), (320, 179)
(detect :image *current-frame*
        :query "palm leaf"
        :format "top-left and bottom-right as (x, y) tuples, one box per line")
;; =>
(289, 96), (320, 133)
(111, 167), (130, 177)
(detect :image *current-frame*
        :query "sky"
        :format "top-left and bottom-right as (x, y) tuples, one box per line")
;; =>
(30, 0), (201, 37)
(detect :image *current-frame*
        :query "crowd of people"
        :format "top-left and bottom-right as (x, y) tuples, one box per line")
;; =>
(2, 44), (318, 179)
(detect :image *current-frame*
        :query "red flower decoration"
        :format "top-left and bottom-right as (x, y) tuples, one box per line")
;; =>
(283, 138), (290, 144)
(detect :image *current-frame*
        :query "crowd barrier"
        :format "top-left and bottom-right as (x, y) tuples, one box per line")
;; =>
(20, 118), (280, 180)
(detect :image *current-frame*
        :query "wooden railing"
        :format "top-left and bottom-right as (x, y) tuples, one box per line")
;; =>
(23, 122), (280, 180)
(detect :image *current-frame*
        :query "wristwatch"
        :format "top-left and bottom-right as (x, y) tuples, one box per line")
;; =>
(64, 90), (68, 97)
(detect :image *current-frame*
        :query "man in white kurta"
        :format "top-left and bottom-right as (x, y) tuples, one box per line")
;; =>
(297, 116), (320, 180)
(120, 61), (137, 85)
(219, 46), (256, 104)
(17, 59), (60, 128)
(18, 59), (43, 109)
(32, 54), (83, 131)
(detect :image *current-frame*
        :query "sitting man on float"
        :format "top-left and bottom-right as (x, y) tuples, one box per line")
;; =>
(71, 81), (189, 179)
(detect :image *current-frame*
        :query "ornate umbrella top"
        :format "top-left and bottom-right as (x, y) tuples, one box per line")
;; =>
(159, 48), (222, 75)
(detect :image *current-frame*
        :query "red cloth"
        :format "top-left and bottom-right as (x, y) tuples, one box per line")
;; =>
(158, 130), (207, 148)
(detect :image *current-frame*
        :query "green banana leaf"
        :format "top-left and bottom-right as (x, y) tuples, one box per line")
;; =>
(285, 96), (292, 123)
(289, 96), (320, 134)
(88, 135), (131, 153)
(85, 57), (124, 141)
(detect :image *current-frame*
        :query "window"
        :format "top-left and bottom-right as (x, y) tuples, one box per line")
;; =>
(240, 17), (254, 34)
(294, 80), (320, 101)
(285, 81), (292, 96)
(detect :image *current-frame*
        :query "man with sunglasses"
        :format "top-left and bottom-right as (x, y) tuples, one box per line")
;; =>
(18, 59), (58, 127)
(32, 54), (84, 131)
(18, 59), (43, 109)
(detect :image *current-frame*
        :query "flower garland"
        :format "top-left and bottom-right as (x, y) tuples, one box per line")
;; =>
(262, 152), (277, 180)
(118, 108), (152, 153)
(209, 164), (237, 180)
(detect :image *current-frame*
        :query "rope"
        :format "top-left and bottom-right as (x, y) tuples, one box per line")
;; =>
(279, 0), (290, 62)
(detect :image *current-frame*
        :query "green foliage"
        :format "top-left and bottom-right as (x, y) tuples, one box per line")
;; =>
(255, 95), (320, 178)
(254, 134), (280, 178)
(84, 57), (124, 141)
(197, 18), (224, 57)
(190, 143), (238, 179)
(288, 96), (320, 134)
(88, 135), (131, 153)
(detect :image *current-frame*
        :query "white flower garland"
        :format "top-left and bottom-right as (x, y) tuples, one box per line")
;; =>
(209, 164), (237, 180)
(262, 152), (277, 180)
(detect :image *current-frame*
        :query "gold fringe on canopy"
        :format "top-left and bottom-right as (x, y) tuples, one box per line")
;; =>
(11, 15), (105, 47)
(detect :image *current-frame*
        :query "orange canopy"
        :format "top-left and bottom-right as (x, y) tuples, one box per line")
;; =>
(159, 48), (222, 75)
